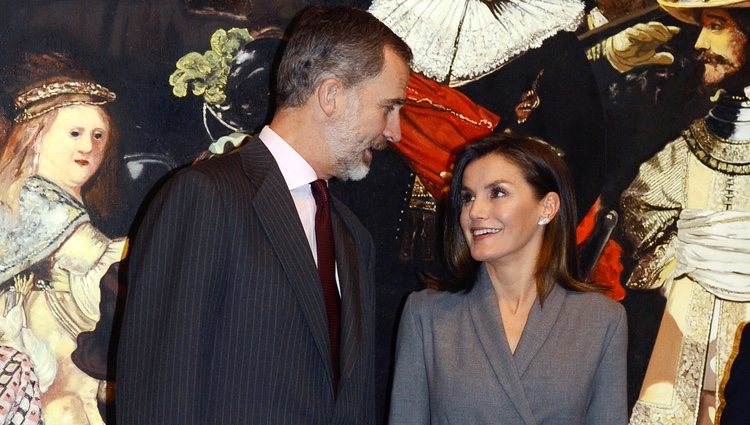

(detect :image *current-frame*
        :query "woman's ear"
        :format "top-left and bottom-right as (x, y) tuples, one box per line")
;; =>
(538, 192), (560, 225)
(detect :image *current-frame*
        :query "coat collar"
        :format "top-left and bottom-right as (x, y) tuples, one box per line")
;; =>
(238, 137), (337, 394)
(331, 205), (364, 383)
(237, 137), (366, 395)
(467, 265), (565, 425)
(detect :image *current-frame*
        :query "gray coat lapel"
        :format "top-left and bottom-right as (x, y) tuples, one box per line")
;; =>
(467, 266), (538, 425)
(513, 283), (565, 376)
(239, 138), (336, 392)
(331, 200), (363, 382)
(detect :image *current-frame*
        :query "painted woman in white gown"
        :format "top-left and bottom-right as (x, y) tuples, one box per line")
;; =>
(0, 64), (126, 425)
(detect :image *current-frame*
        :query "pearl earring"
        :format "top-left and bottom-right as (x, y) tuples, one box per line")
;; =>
(538, 217), (550, 225)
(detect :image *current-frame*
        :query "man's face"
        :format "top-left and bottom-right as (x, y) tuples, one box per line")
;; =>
(695, 8), (748, 85)
(324, 47), (409, 181)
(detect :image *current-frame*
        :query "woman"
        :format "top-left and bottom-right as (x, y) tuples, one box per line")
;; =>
(389, 133), (627, 424)
(0, 71), (125, 425)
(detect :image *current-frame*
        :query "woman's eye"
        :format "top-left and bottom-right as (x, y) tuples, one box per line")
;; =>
(70, 130), (81, 137)
(93, 131), (104, 140)
(460, 192), (474, 205)
(490, 187), (506, 198)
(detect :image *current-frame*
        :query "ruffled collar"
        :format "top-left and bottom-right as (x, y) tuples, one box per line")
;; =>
(369, 0), (585, 86)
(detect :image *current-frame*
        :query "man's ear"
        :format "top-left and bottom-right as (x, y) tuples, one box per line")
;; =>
(317, 78), (341, 117)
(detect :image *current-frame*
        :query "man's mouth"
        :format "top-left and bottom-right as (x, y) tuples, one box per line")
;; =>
(698, 50), (733, 67)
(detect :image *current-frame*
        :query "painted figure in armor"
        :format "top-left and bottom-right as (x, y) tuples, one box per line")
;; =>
(621, 1), (750, 423)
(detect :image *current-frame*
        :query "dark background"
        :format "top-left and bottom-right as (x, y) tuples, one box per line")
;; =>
(0, 1), (711, 422)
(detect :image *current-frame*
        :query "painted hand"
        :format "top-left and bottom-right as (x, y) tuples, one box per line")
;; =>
(605, 21), (681, 73)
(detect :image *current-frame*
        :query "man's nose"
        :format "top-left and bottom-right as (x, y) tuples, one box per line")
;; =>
(695, 29), (710, 51)
(384, 113), (402, 143)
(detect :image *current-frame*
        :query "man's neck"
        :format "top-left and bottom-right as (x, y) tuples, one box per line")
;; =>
(269, 108), (330, 179)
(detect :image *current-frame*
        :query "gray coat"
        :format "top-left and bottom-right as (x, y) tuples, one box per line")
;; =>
(389, 266), (627, 425)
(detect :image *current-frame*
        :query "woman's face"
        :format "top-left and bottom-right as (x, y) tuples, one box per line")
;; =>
(458, 153), (548, 267)
(36, 104), (110, 199)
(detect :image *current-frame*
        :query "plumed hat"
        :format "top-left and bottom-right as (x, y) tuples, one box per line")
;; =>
(169, 28), (283, 142)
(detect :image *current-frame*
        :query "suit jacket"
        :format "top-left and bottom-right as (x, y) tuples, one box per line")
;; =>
(389, 266), (627, 425)
(116, 137), (376, 424)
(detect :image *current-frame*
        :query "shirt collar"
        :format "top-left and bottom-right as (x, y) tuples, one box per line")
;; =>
(258, 125), (319, 190)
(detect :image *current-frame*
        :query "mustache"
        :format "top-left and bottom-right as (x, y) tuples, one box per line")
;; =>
(696, 49), (734, 67)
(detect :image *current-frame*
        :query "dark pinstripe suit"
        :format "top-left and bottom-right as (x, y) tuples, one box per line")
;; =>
(116, 137), (376, 424)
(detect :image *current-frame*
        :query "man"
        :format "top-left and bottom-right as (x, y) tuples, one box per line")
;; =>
(115, 6), (411, 424)
(620, 1), (750, 424)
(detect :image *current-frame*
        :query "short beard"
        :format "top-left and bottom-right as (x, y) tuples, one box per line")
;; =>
(697, 49), (743, 85)
(324, 103), (370, 181)
(698, 59), (750, 97)
(333, 143), (370, 182)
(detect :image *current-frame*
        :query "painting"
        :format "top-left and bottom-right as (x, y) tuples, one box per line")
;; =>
(0, 1), (747, 424)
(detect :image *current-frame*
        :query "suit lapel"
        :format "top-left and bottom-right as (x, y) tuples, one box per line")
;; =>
(467, 266), (537, 425)
(239, 138), (336, 392)
(330, 202), (363, 383)
(513, 283), (565, 376)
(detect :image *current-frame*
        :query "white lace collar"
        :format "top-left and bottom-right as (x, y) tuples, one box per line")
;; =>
(369, 0), (585, 86)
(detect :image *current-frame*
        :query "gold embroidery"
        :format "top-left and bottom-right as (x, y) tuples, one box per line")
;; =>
(406, 87), (496, 130)
(629, 284), (713, 424)
(408, 176), (437, 213)
(686, 120), (750, 175)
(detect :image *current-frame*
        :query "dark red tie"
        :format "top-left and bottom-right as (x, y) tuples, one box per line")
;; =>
(310, 179), (341, 390)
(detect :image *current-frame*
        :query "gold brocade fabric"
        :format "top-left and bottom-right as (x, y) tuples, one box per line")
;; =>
(408, 176), (437, 213)
(622, 119), (750, 424)
(629, 283), (712, 425)
(687, 119), (750, 175)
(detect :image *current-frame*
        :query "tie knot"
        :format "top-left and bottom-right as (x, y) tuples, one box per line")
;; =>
(310, 179), (329, 206)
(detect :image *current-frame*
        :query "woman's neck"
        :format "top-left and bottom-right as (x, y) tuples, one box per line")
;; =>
(485, 261), (537, 313)
(485, 263), (538, 354)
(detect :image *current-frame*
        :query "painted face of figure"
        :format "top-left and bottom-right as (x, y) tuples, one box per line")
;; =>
(324, 47), (409, 181)
(695, 8), (748, 85)
(36, 104), (110, 200)
(459, 154), (550, 267)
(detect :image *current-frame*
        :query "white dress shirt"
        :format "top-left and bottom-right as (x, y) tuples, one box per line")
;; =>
(258, 126), (340, 293)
